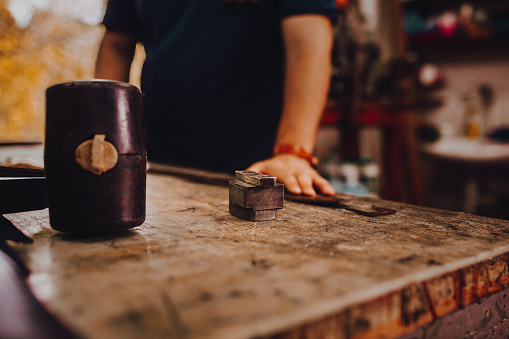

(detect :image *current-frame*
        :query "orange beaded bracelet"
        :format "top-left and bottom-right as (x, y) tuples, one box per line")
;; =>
(273, 144), (319, 167)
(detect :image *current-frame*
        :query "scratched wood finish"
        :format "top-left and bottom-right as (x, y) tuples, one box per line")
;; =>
(6, 172), (509, 339)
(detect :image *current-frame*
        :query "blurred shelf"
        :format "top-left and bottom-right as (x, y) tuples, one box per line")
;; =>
(322, 100), (416, 126)
(401, 0), (509, 8)
(403, 0), (509, 59)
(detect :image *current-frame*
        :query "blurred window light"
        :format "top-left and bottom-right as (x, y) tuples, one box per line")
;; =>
(358, 0), (379, 32)
(7, 0), (34, 28)
(7, 0), (104, 28)
(31, 0), (49, 9)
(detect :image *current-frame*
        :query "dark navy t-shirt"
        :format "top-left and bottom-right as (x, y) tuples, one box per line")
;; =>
(103, 0), (337, 172)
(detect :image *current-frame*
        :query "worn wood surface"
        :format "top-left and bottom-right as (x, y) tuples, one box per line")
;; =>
(5, 168), (509, 338)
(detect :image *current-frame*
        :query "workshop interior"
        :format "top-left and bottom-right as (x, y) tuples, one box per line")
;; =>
(1, 0), (509, 219)
(2, 0), (509, 338)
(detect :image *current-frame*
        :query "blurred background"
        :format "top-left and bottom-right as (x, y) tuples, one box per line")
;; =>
(0, 0), (105, 141)
(1, 0), (508, 219)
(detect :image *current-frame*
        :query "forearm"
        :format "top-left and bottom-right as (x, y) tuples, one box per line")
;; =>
(275, 14), (334, 154)
(95, 30), (137, 82)
(247, 14), (335, 196)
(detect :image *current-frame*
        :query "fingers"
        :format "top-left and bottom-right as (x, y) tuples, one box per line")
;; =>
(296, 172), (335, 197)
(284, 175), (303, 195)
(296, 173), (315, 197)
(246, 156), (335, 197)
(245, 162), (266, 174)
(312, 173), (335, 196)
(248, 161), (304, 195)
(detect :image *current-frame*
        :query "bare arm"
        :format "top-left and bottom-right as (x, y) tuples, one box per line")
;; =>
(95, 30), (137, 82)
(247, 14), (335, 196)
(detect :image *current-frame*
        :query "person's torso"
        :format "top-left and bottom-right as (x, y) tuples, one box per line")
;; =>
(135, 0), (285, 171)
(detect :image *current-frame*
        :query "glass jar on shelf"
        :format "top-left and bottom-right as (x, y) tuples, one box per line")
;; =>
(461, 87), (484, 141)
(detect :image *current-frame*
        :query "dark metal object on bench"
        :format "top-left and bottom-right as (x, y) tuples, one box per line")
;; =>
(44, 80), (147, 234)
(285, 192), (396, 217)
(229, 171), (284, 221)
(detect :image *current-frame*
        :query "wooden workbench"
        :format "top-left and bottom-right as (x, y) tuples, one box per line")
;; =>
(4, 152), (509, 338)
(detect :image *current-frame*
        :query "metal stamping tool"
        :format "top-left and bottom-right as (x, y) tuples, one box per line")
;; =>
(229, 171), (284, 221)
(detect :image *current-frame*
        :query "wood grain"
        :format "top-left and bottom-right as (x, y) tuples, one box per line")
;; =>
(6, 172), (509, 339)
